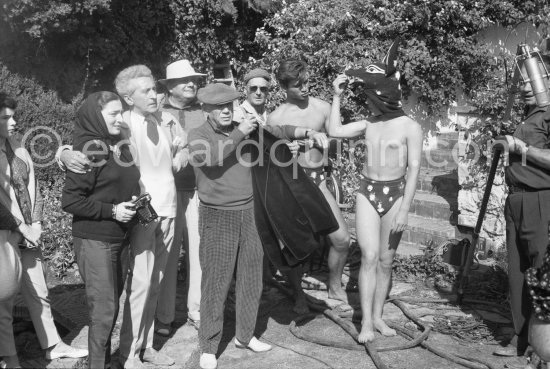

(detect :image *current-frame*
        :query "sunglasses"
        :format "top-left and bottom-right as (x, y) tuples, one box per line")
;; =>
(249, 86), (268, 93)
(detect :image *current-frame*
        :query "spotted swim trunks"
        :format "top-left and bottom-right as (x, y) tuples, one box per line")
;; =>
(359, 175), (406, 217)
(303, 166), (326, 187)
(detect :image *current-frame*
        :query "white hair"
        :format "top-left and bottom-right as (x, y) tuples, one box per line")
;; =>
(114, 65), (153, 97)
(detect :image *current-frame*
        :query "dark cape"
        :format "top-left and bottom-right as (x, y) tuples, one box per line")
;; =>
(249, 128), (339, 267)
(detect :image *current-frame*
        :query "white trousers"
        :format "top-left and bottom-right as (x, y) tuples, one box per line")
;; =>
(157, 190), (201, 323)
(0, 231), (60, 356)
(119, 216), (174, 360)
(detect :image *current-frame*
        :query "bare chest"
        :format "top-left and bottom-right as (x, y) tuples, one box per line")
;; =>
(365, 123), (407, 152)
(275, 106), (326, 130)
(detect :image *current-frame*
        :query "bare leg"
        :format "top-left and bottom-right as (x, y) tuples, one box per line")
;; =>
(319, 181), (350, 303)
(284, 265), (310, 314)
(372, 198), (402, 337)
(356, 193), (381, 343)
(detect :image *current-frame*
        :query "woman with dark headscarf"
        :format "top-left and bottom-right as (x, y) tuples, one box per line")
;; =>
(62, 91), (140, 369)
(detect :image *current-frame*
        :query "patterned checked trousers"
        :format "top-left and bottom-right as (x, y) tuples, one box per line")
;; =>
(198, 205), (264, 354)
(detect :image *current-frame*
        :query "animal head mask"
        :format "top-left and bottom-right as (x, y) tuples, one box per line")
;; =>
(345, 38), (405, 119)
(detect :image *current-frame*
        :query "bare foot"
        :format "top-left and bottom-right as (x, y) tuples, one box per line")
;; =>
(358, 321), (375, 343)
(327, 285), (348, 304)
(374, 318), (397, 337)
(293, 293), (310, 314)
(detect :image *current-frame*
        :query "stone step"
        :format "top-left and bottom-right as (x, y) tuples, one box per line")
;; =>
(401, 213), (457, 246)
(436, 131), (460, 144)
(396, 240), (425, 256)
(417, 168), (459, 196)
(347, 212), (458, 249)
(410, 191), (458, 221)
(421, 148), (458, 171)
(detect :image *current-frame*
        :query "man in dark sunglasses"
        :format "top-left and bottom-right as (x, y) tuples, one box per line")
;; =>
(233, 68), (271, 126)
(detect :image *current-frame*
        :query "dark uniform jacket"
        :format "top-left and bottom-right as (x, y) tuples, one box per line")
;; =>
(249, 128), (339, 267)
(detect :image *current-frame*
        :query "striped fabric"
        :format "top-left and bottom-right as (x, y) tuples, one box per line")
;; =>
(198, 205), (264, 354)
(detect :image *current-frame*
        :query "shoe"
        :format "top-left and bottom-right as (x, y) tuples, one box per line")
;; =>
(140, 348), (175, 366)
(155, 320), (172, 336)
(1, 355), (22, 368)
(45, 341), (88, 360)
(234, 337), (272, 353)
(199, 353), (217, 369)
(493, 344), (520, 357)
(119, 358), (147, 369)
(187, 318), (200, 331)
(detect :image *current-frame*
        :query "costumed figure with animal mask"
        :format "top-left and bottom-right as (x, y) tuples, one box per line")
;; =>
(327, 39), (423, 343)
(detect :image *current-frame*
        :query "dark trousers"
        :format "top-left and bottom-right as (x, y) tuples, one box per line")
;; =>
(505, 190), (550, 341)
(198, 205), (264, 354)
(74, 237), (128, 369)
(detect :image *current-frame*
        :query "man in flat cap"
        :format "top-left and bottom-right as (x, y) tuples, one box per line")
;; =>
(188, 83), (328, 369)
(156, 59), (206, 336)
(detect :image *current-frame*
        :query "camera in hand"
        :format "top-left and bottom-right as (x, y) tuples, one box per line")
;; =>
(133, 193), (158, 226)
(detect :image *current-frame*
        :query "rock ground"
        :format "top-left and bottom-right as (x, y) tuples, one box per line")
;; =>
(7, 256), (535, 369)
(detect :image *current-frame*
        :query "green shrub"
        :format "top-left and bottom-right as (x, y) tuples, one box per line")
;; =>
(1, 63), (78, 277)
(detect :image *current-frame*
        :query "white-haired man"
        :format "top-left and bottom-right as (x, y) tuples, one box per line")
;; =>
(56, 66), (185, 368)
(114, 64), (186, 369)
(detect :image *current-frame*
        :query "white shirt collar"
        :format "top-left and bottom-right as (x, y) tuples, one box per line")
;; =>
(240, 100), (267, 124)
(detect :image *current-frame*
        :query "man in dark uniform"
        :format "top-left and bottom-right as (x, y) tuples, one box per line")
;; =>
(495, 54), (550, 357)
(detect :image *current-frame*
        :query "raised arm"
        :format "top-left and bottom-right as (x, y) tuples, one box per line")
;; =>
(328, 74), (367, 138)
(265, 110), (329, 150)
(263, 124), (328, 149)
(392, 120), (423, 232)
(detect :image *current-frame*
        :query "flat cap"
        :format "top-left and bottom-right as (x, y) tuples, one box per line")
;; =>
(197, 83), (241, 105)
(243, 68), (271, 84)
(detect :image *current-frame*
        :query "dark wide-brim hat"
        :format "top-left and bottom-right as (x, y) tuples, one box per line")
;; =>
(198, 83), (241, 105)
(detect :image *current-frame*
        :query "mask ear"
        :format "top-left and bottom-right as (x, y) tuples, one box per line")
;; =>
(382, 38), (401, 77)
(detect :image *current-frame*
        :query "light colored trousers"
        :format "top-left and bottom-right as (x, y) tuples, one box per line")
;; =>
(119, 216), (174, 361)
(0, 230), (60, 356)
(157, 190), (201, 323)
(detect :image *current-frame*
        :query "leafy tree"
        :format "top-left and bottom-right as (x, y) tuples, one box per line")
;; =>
(252, 0), (550, 116)
(243, 0), (550, 205)
(0, 0), (279, 99)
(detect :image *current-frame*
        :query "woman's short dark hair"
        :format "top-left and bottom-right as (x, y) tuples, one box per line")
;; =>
(96, 91), (121, 110)
(276, 60), (308, 88)
(0, 92), (17, 111)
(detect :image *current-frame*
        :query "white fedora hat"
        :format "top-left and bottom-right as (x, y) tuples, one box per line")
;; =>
(158, 60), (206, 84)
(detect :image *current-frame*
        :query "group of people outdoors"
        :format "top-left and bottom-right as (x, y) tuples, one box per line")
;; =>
(1, 37), (550, 369)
